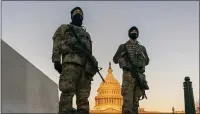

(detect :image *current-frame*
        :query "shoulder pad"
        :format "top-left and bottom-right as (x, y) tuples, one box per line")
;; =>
(139, 43), (144, 48)
(86, 32), (91, 36)
(136, 41), (143, 47)
(85, 32), (92, 41)
(137, 44), (146, 51)
(119, 44), (124, 47)
(55, 24), (69, 32)
(60, 24), (71, 30)
(60, 24), (71, 36)
(139, 44), (144, 47)
(119, 44), (125, 49)
(60, 24), (68, 27)
(53, 24), (70, 39)
(82, 26), (86, 31)
(137, 41), (143, 46)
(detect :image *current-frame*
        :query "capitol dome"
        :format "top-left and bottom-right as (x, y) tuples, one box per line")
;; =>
(90, 62), (163, 114)
(92, 62), (123, 112)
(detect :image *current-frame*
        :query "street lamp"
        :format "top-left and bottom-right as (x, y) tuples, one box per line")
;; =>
(183, 76), (196, 114)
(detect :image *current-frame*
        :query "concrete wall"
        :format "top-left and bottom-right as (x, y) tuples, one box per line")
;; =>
(1, 40), (59, 113)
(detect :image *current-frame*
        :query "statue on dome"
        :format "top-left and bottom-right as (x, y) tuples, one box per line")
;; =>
(113, 26), (150, 114)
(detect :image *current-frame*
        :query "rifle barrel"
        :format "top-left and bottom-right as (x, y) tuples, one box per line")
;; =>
(97, 71), (105, 82)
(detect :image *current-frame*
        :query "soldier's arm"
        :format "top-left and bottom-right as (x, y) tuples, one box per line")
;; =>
(113, 44), (124, 64)
(51, 24), (69, 63)
(87, 32), (92, 55)
(143, 46), (150, 65)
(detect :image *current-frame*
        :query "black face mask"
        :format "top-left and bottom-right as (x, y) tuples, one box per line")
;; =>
(71, 13), (83, 26)
(129, 33), (138, 39)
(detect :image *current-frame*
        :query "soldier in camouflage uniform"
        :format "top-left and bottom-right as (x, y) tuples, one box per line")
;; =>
(52, 7), (94, 114)
(113, 26), (150, 114)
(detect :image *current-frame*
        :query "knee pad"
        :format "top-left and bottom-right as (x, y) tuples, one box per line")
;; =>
(59, 77), (75, 92)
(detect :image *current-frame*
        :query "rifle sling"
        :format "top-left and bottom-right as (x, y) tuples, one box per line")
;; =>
(123, 43), (147, 100)
(65, 26), (105, 82)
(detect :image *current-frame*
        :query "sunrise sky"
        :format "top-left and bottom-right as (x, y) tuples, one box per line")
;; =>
(2, 1), (199, 112)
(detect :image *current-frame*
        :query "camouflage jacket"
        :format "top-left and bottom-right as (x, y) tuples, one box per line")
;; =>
(113, 40), (150, 71)
(52, 24), (92, 65)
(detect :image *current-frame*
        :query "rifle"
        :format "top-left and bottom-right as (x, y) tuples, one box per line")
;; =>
(67, 25), (105, 83)
(123, 44), (147, 100)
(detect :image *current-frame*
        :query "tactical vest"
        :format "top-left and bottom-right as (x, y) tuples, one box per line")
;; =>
(125, 41), (146, 68)
(60, 24), (92, 65)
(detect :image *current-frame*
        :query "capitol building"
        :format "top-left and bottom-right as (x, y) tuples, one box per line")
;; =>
(89, 62), (185, 114)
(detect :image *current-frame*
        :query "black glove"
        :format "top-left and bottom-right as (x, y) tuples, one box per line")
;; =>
(54, 61), (62, 74)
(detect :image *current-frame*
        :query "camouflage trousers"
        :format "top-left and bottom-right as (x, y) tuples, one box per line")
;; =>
(58, 63), (92, 114)
(121, 70), (144, 114)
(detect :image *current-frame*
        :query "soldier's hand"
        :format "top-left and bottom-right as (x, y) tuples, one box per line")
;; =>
(54, 61), (62, 74)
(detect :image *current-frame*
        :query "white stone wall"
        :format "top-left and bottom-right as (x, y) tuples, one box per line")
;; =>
(1, 40), (59, 113)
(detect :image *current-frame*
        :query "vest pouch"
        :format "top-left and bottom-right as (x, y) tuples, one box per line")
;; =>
(85, 55), (98, 76)
(135, 53), (146, 68)
(138, 73), (149, 90)
(119, 57), (131, 70)
(62, 53), (86, 65)
(60, 41), (71, 54)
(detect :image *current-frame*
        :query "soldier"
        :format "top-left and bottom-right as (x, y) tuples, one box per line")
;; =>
(113, 26), (150, 114)
(52, 7), (95, 114)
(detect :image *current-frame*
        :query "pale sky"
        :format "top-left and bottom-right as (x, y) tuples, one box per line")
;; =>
(2, 1), (199, 112)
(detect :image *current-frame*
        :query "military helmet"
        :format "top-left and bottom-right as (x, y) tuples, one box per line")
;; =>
(128, 26), (139, 38)
(70, 7), (83, 19)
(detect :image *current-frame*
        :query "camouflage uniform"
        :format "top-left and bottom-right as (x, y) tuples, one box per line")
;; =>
(52, 23), (93, 114)
(113, 40), (150, 114)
